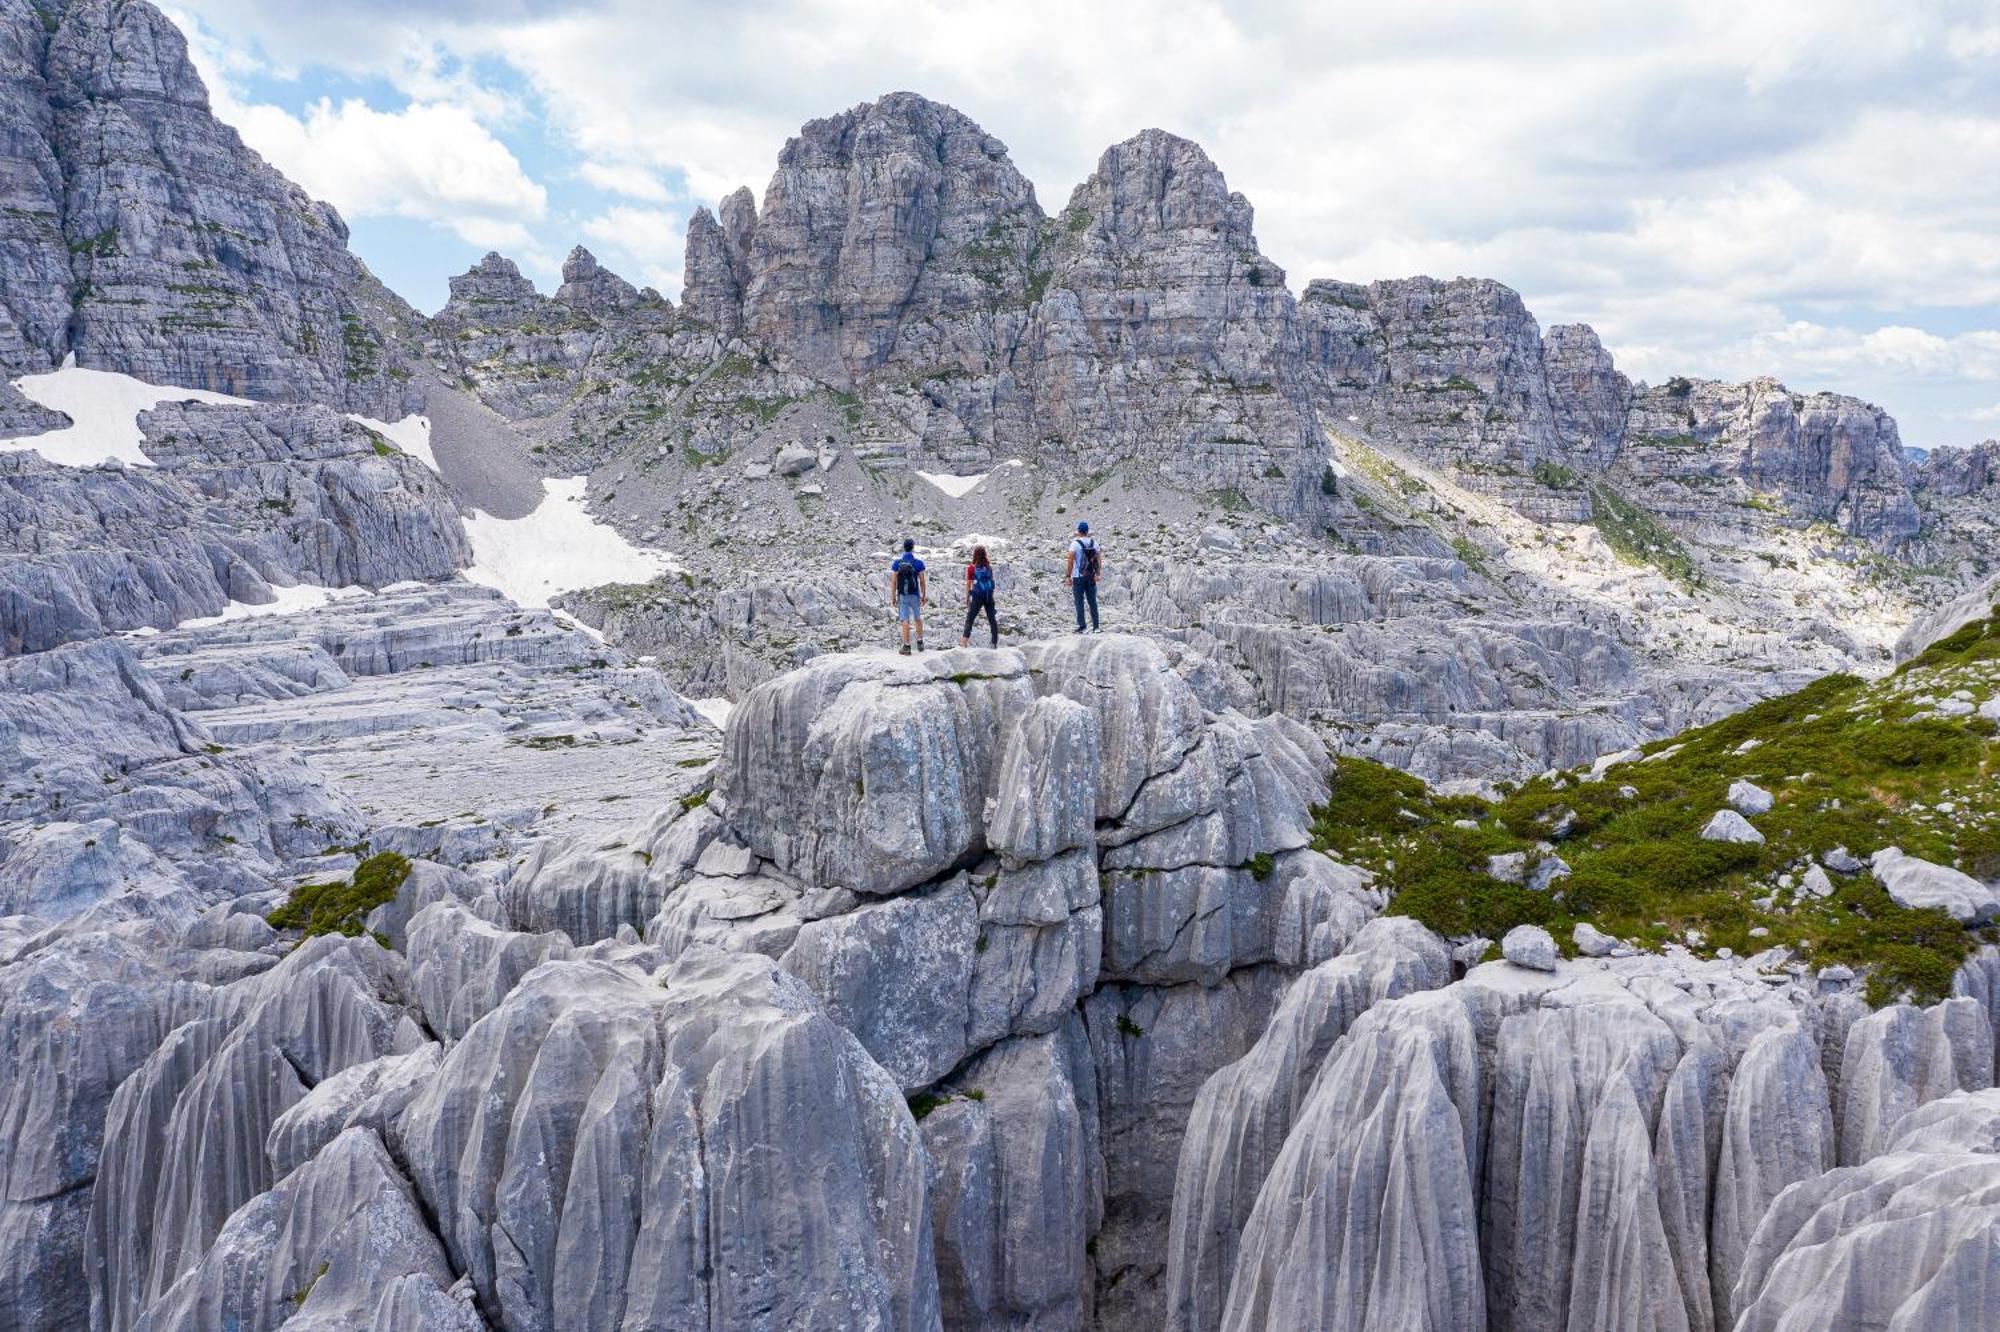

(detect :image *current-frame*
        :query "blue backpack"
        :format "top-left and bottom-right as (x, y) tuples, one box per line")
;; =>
(971, 563), (995, 596)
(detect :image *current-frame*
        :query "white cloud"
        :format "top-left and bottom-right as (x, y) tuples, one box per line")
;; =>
(225, 98), (546, 249)
(580, 206), (689, 294)
(1733, 323), (2000, 383)
(578, 161), (677, 203)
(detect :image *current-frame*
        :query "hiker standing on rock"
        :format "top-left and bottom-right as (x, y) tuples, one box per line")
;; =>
(960, 544), (999, 648)
(890, 538), (927, 654)
(1067, 521), (1102, 633)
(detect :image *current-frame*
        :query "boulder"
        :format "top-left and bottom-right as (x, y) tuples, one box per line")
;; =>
(1700, 810), (1764, 845)
(1870, 847), (2000, 924)
(1502, 924), (1559, 971)
(774, 442), (818, 477)
(1573, 922), (1619, 957)
(714, 650), (1033, 895)
(1797, 865), (1835, 899)
(1727, 780), (1774, 816)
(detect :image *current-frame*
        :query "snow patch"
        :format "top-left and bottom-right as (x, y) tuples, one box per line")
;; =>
(916, 460), (1022, 499)
(4, 356), (253, 467)
(347, 413), (436, 471)
(916, 470), (989, 499)
(463, 477), (679, 609)
(690, 697), (735, 729)
(156, 583), (374, 632)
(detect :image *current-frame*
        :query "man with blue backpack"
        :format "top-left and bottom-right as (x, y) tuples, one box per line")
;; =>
(1066, 520), (1103, 633)
(960, 544), (999, 648)
(890, 538), (927, 654)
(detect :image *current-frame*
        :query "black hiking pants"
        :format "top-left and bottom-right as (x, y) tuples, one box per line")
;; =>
(964, 591), (998, 646)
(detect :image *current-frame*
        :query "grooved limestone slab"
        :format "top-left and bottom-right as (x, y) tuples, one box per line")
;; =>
(397, 948), (941, 1332)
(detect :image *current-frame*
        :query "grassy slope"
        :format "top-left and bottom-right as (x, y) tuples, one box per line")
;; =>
(1314, 609), (2000, 1004)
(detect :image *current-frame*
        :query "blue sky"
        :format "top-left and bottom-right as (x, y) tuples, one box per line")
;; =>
(165, 0), (2000, 450)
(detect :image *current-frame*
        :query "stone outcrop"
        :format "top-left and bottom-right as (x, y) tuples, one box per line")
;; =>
(398, 947), (940, 1332)
(1022, 129), (1323, 516)
(0, 0), (72, 377)
(735, 92), (1041, 386)
(1542, 323), (1632, 465)
(0, 576), (717, 1331)
(553, 244), (641, 314)
(1615, 375), (1920, 550)
(1732, 1086), (2000, 1329)
(497, 635), (1375, 1328)
(1915, 439), (1998, 498)
(679, 186), (756, 336)
(1162, 917), (1450, 1332)
(1305, 276), (1564, 472)
(3, 582), (1998, 1332)
(1296, 275), (1923, 549)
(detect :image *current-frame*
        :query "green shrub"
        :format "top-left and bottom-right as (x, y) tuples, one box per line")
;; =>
(1532, 459), (1580, 489)
(267, 851), (410, 945)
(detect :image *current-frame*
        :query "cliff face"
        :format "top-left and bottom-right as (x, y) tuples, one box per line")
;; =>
(0, 0), (415, 415)
(1014, 131), (1322, 515)
(1616, 376), (1920, 547)
(735, 92), (1042, 386)
(1296, 275), (1921, 549)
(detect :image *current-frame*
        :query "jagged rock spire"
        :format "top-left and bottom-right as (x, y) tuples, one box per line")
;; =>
(555, 245), (642, 314)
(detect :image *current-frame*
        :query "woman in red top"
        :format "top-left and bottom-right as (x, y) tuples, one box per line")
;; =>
(960, 545), (999, 648)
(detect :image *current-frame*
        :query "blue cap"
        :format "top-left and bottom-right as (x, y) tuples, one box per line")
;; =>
(902, 537), (915, 551)
(1076, 521), (1089, 534)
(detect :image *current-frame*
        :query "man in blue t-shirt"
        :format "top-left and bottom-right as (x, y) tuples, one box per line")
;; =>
(889, 537), (928, 654)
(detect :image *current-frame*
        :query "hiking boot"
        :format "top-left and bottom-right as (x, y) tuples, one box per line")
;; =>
(916, 638), (926, 652)
(899, 644), (911, 656)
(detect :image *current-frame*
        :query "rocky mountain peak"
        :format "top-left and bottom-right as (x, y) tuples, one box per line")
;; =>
(43, 0), (208, 110)
(1066, 127), (1256, 255)
(441, 251), (541, 321)
(680, 188), (756, 335)
(1917, 439), (1998, 498)
(1543, 321), (1632, 463)
(736, 90), (1041, 382)
(554, 244), (643, 314)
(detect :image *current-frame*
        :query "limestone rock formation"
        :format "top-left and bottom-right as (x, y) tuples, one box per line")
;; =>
(735, 91), (1040, 386)
(496, 634), (1372, 1328)
(1162, 917), (1450, 1332)
(1732, 1087), (2000, 1329)
(1616, 375), (1920, 550)
(674, 95), (1326, 515)
(554, 245), (641, 314)
(398, 947), (940, 1332)
(0, 402), (467, 653)
(680, 186), (756, 336)
(2, 12), (1999, 1331)
(1177, 944), (2000, 1332)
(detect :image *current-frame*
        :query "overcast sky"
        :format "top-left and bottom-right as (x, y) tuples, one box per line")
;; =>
(164, 0), (2000, 450)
